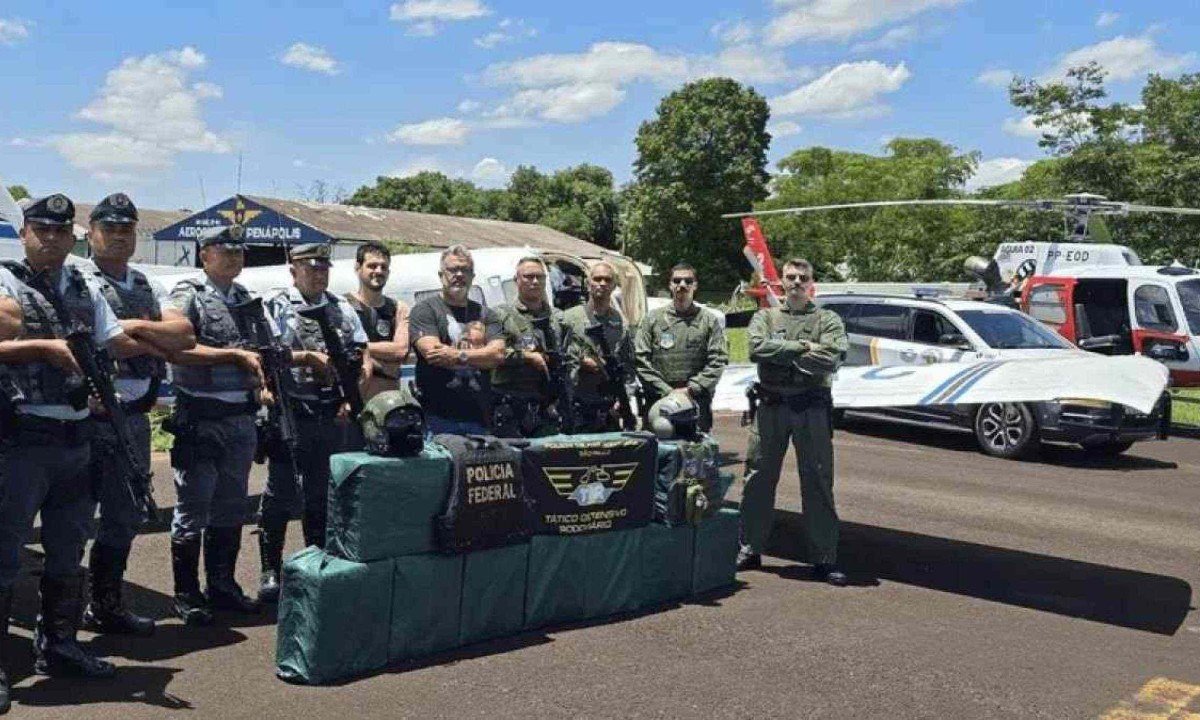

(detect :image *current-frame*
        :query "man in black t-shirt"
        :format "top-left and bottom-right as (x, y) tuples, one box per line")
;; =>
(409, 245), (505, 435)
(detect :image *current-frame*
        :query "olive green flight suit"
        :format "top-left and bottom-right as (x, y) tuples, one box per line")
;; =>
(634, 303), (728, 431)
(740, 301), (848, 565)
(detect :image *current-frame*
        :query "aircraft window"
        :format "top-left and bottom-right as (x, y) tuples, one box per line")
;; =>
(911, 310), (956, 345)
(845, 303), (909, 340)
(1133, 285), (1177, 332)
(1027, 285), (1067, 325)
(1175, 280), (1200, 335)
(956, 310), (1072, 350)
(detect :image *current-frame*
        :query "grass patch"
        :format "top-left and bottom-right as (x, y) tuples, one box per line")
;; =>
(1170, 388), (1200, 427)
(727, 328), (748, 364)
(149, 407), (174, 452)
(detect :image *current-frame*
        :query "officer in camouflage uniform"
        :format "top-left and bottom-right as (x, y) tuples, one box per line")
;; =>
(737, 258), (850, 586)
(257, 243), (368, 603)
(635, 263), (727, 432)
(562, 261), (637, 433)
(82, 194), (197, 638)
(492, 256), (570, 438)
(0, 195), (151, 703)
(165, 225), (266, 624)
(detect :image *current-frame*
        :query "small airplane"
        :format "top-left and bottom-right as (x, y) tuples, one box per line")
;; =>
(722, 193), (1200, 386)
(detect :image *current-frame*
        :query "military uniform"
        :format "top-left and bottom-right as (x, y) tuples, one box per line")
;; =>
(634, 303), (728, 431)
(81, 194), (165, 638)
(258, 243), (367, 601)
(561, 304), (636, 433)
(0, 195), (123, 693)
(491, 299), (569, 438)
(739, 301), (848, 572)
(166, 225), (261, 624)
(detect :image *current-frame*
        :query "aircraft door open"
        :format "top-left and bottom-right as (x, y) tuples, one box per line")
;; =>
(1022, 277), (1077, 343)
(1129, 281), (1196, 382)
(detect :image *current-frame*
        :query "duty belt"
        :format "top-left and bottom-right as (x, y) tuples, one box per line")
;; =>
(175, 394), (258, 421)
(8, 415), (95, 446)
(757, 385), (832, 411)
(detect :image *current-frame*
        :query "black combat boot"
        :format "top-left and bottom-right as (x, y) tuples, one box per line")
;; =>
(84, 543), (155, 636)
(204, 527), (260, 614)
(171, 536), (214, 626)
(0, 586), (13, 713)
(256, 514), (287, 604)
(300, 511), (326, 550)
(33, 573), (116, 678)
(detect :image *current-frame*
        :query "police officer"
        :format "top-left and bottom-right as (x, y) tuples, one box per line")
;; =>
(344, 242), (409, 400)
(562, 261), (637, 433)
(82, 194), (196, 637)
(635, 263), (728, 432)
(737, 258), (849, 586)
(164, 225), (266, 624)
(409, 245), (505, 436)
(257, 243), (368, 603)
(0, 195), (151, 703)
(491, 256), (570, 438)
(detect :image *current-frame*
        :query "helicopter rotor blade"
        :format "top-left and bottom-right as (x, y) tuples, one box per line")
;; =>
(0, 175), (23, 235)
(1123, 203), (1200, 216)
(721, 198), (1006, 219)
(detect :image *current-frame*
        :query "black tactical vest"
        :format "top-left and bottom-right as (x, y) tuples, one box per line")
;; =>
(345, 294), (397, 343)
(170, 278), (256, 394)
(0, 261), (98, 406)
(89, 266), (166, 387)
(273, 289), (360, 402)
(433, 434), (531, 554)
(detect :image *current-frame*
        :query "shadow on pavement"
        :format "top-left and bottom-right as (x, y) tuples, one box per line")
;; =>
(766, 509), (1192, 635)
(14, 665), (191, 712)
(837, 418), (1177, 470)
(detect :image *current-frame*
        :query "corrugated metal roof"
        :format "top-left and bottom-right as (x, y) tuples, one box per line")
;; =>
(245, 195), (609, 258)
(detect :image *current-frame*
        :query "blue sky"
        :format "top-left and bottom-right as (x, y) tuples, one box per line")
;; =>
(0, 1), (1194, 212)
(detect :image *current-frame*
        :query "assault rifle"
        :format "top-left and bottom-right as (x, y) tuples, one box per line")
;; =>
(583, 322), (638, 431)
(298, 301), (365, 419)
(230, 297), (300, 466)
(532, 315), (575, 433)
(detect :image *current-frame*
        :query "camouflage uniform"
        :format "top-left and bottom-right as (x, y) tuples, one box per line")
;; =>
(634, 304), (728, 431)
(740, 302), (848, 566)
(561, 304), (636, 433)
(491, 300), (568, 438)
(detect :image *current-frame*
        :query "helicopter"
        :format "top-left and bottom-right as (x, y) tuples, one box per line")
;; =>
(722, 193), (1200, 386)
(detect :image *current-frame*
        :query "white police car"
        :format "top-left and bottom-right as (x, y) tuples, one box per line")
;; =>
(818, 293), (1168, 459)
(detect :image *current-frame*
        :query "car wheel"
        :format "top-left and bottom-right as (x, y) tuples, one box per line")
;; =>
(1079, 439), (1135, 457)
(973, 402), (1039, 459)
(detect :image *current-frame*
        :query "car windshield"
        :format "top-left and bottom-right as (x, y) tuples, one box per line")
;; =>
(1176, 279), (1200, 335)
(955, 309), (1073, 350)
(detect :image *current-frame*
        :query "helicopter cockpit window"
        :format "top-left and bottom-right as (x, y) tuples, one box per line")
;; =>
(1133, 285), (1177, 333)
(1176, 280), (1200, 335)
(1027, 286), (1067, 325)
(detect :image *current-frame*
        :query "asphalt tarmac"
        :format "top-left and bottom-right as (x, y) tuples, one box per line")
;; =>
(5, 414), (1198, 719)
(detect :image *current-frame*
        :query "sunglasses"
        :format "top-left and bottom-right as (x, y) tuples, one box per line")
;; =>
(784, 273), (812, 282)
(670, 277), (696, 286)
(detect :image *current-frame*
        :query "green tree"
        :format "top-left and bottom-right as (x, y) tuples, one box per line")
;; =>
(347, 172), (485, 216)
(623, 78), (771, 287)
(6, 185), (29, 201)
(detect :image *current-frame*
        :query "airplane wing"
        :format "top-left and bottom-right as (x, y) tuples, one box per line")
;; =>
(712, 355), (1168, 415)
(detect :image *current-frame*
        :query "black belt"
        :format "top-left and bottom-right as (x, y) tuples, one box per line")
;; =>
(759, 385), (832, 410)
(175, 394), (258, 420)
(9, 415), (95, 446)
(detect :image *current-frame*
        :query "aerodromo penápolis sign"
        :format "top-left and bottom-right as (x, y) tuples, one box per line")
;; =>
(153, 195), (331, 246)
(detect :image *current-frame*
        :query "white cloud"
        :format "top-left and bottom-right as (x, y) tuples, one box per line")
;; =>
(965, 157), (1033, 191)
(457, 99), (481, 113)
(1042, 34), (1194, 82)
(470, 157), (510, 186)
(769, 120), (803, 138)
(695, 45), (811, 84)
(388, 156), (451, 177)
(485, 42), (689, 88)
(6, 137), (34, 147)
(770, 61), (911, 118)
(474, 18), (537, 49)
(1002, 115), (1042, 138)
(390, 0), (490, 36)
(491, 84), (626, 123)
(280, 42), (341, 75)
(1096, 11), (1119, 28)
(851, 24), (919, 52)
(764, 0), (962, 46)
(711, 20), (754, 45)
(292, 159), (306, 168)
(975, 68), (1014, 88)
(0, 18), (30, 45)
(386, 117), (470, 145)
(52, 46), (230, 178)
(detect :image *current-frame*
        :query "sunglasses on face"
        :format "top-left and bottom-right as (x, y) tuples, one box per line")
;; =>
(442, 266), (473, 277)
(670, 277), (696, 286)
(591, 276), (615, 284)
(784, 273), (812, 283)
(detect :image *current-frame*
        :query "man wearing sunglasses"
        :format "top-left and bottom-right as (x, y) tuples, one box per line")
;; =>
(635, 263), (728, 432)
(738, 259), (849, 586)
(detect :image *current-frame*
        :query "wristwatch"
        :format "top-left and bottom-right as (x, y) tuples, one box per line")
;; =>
(458, 349), (469, 365)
